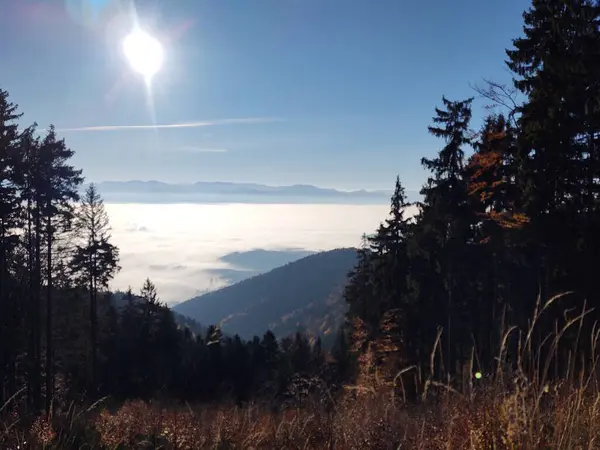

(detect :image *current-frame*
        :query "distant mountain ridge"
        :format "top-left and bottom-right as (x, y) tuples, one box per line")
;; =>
(87, 181), (415, 204)
(93, 180), (392, 196)
(173, 248), (357, 341)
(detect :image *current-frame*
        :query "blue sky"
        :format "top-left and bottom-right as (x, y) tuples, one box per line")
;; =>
(0, 0), (529, 191)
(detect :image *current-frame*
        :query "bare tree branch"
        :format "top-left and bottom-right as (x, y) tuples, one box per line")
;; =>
(470, 78), (522, 128)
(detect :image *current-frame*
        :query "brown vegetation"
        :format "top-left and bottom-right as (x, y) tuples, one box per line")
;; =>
(3, 294), (600, 449)
(2, 371), (599, 449)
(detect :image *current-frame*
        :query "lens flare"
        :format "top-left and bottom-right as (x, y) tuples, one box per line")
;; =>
(123, 29), (164, 80)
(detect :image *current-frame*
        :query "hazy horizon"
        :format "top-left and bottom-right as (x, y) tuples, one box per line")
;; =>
(90, 179), (400, 193)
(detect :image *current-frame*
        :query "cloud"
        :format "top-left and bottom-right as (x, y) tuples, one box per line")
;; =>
(56, 117), (281, 133)
(219, 249), (315, 272)
(178, 147), (228, 153)
(204, 268), (258, 286)
(124, 224), (150, 232)
(105, 203), (393, 304)
(149, 264), (188, 271)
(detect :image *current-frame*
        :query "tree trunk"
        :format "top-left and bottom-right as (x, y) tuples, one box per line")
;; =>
(0, 224), (6, 408)
(25, 194), (42, 413)
(90, 273), (97, 393)
(26, 196), (34, 411)
(45, 212), (53, 415)
(34, 206), (42, 412)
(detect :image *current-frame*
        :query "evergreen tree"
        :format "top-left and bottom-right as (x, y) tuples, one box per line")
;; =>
(0, 89), (23, 407)
(18, 123), (44, 411)
(501, 3), (600, 373)
(344, 234), (377, 330)
(465, 114), (527, 366)
(140, 278), (159, 306)
(413, 97), (474, 375)
(291, 332), (312, 374)
(70, 183), (120, 391)
(506, 0), (600, 306)
(370, 176), (412, 313)
(37, 125), (83, 412)
(3, 0), (600, 414)
(261, 330), (280, 378)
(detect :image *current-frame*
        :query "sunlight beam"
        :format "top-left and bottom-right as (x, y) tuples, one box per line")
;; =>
(123, 29), (164, 81)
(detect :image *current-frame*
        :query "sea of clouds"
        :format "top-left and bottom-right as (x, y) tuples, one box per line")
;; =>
(105, 203), (413, 304)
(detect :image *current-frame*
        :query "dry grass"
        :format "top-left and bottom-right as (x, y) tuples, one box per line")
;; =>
(3, 293), (600, 449)
(2, 383), (600, 449)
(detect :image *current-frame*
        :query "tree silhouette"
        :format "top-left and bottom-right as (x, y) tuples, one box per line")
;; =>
(70, 183), (119, 392)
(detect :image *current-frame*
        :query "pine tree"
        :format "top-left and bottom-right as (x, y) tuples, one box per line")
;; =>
(422, 97), (473, 187)
(344, 234), (377, 330)
(70, 183), (120, 392)
(507, 1), (595, 249)
(370, 176), (412, 312)
(414, 97), (474, 375)
(465, 114), (526, 366)
(11, 123), (84, 411)
(17, 123), (44, 411)
(140, 278), (159, 306)
(0, 88), (23, 406)
(506, 0), (600, 323)
(261, 330), (280, 373)
(36, 125), (83, 412)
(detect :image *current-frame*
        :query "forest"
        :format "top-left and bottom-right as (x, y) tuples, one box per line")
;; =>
(2, 0), (600, 448)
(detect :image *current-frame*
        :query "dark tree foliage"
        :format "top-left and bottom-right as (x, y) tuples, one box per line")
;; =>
(70, 183), (120, 393)
(2, 0), (600, 421)
(0, 87), (336, 417)
(342, 0), (600, 392)
(0, 89), (23, 409)
(38, 125), (84, 413)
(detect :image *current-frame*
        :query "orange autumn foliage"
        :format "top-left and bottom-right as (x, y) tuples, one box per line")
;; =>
(467, 130), (530, 237)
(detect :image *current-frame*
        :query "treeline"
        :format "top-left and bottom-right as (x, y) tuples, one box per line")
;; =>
(0, 92), (124, 414)
(343, 0), (600, 390)
(4, 0), (600, 422)
(0, 90), (342, 417)
(65, 282), (339, 405)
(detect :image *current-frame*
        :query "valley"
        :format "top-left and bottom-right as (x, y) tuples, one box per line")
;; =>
(104, 202), (391, 303)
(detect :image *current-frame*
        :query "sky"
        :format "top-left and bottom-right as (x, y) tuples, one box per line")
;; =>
(0, 0), (530, 192)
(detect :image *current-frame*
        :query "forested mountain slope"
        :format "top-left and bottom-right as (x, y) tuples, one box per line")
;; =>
(173, 248), (357, 340)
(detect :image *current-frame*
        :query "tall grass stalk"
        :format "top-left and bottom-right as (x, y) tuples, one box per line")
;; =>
(3, 292), (600, 448)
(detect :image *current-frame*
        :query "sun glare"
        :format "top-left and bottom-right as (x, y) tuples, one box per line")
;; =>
(123, 29), (164, 81)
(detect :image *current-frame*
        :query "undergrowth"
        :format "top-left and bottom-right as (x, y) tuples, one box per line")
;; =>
(3, 293), (600, 449)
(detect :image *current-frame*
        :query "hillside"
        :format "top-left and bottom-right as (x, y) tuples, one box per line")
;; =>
(173, 248), (357, 340)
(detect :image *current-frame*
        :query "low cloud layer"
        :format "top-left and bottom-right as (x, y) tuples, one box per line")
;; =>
(203, 249), (316, 286)
(105, 203), (407, 304)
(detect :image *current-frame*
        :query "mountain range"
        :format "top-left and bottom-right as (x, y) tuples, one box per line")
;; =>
(88, 181), (417, 204)
(173, 248), (357, 342)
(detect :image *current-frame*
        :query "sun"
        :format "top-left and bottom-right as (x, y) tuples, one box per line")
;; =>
(123, 29), (164, 81)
